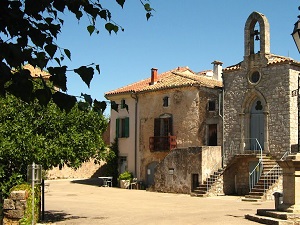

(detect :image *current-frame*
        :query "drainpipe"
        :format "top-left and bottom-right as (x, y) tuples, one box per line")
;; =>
(218, 87), (224, 167)
(131, 92), (138, 178)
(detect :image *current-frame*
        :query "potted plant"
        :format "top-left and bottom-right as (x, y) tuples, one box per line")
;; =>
(118, 171), (133, 189)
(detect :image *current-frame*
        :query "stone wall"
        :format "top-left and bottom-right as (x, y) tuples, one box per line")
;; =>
(3, 190), (29, 225)
(138, 86), (222, 184)
(153, 146), (221, 194)
(223, 61), (300, 159)
(46, 159), (106, 179)
(223, 155), (259, 195)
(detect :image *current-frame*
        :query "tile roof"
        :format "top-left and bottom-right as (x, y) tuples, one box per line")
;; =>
(105, 67), (222, 97)
(223, 54), (300, 71)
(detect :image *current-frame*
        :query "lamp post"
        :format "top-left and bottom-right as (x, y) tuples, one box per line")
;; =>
(292, 7), (300, 152)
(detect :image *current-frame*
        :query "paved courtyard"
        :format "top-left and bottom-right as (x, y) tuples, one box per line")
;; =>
(43, 179), (274, 225)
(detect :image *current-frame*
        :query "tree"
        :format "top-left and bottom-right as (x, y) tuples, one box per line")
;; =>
(0, 0), (153, 111)
(0, 80), (110, 196)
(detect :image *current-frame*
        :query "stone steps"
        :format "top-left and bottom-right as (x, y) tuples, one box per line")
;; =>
(243, 156), (280, 201)
(190, 167), (224, 197)
(245, 209), (300, 224)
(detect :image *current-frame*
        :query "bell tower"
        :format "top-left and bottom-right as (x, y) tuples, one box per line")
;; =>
(244, 11), (270, 57)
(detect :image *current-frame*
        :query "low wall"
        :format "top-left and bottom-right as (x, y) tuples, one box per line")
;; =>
(153, 146), (221, 194)
(46, 160), (105, 179)
(3, 190), (29, 225)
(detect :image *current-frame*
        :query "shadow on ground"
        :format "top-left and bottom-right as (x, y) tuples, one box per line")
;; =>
(42, 210), (87, 223)
(71, 178), (101, 187)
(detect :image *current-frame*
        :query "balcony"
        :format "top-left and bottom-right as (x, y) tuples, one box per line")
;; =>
(149, 136), (177, 152)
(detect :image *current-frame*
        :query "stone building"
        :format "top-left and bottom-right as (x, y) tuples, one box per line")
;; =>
(222, 12), (300, 195)
(105, 65), (223, 189)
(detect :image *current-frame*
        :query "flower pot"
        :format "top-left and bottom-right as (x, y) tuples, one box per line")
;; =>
(120, 180), (130, 189)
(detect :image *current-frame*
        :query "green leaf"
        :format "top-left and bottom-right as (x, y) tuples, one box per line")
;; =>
(52, 92), (76, 112)
(99, 10), (107, 20)
(87, 25), (95, 36)
(74, 66), (94, 88)
(105, 23), (118, 35)
(93, 99), (106, 113)
(144, 3), (152, 12)
(146, 12), (152, 21)
(78, 101), (89, 111)
(35, 88), (52, 106)
(95, 65), (100, 74)
(111, 101), (118, 112)
(48, 66), (67, 91)
(45, 44), (57, 59)
(81, 93), (93, 105)
(64, 49), (71, 60)
(116, 0), (125, 8)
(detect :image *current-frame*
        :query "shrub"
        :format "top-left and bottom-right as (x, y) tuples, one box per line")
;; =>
(118, 171), (133, 181)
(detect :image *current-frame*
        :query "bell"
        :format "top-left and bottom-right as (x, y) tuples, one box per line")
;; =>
(255, 35), (260, 41)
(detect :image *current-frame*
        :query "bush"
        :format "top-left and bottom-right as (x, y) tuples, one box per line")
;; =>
(118, 171), (133, 181)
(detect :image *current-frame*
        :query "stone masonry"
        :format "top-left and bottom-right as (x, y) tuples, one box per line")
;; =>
(153, 146), (221, 194)
(138, 86), (222, 185)
(3, 190), (28, 225)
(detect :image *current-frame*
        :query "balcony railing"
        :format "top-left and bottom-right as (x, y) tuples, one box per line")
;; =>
(149, 136), (177, 151)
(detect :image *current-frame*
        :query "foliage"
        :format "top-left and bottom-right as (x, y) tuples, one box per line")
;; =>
(0, 83), (110, 196)
(105, 138), (119, 186)
(0, 0), (154, 111)
(118, 171), (133, 181)
(10, 183), (41, 225)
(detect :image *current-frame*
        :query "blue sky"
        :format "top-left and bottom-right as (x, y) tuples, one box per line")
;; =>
(56, 1), (300, 107)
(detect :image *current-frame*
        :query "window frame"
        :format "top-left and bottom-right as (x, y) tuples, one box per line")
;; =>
(116, 117), (129, 138)
(208, 100), (216, 111)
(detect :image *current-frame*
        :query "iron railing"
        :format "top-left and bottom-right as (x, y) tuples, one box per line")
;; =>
(248, 138), (263, 192)
(149, 136), (177, 151)
(263, 151), (289, 192)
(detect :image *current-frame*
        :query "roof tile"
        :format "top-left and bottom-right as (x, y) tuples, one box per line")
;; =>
(105, 67), (222, 97)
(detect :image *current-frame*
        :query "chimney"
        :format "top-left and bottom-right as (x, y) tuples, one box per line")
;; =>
(151, 68), (158, 85)
(211, 60), (223, 81)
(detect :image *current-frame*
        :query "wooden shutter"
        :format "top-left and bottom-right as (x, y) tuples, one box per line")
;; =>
(124, 117), (129, 138)
(116, 118), (120, 138)
(154, 118), (161, 137)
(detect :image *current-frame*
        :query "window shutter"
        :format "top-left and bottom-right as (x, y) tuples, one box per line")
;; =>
(116, 118), (120, 138)
(168, 117), (173, 136)
(154, 118), (161, 137)
(124, 117), (129, 137)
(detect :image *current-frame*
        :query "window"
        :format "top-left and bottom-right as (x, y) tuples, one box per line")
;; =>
(119, 156), (127, 174)
(154, 115), (172, 137)
(208, 100), (216, 111)
(163, 96), (169, 107)
(116, 117), (129, 138)
(249, 71), (261, 84)
(208, 124), (217, 146)
(120, 99), (126, 109)
(149, 114), (176, 151)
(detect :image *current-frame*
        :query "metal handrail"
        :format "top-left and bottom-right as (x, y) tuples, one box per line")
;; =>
(248, 138), (263, 192)
(249, 160), (263, 192)
(263, 150), (289, 192)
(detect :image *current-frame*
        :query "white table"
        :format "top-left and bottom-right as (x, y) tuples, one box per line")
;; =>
(98, 177), (113, 187)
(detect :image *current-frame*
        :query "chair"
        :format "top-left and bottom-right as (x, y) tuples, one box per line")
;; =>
(130, 178), (138, 189)
(106, 177), (113, 187)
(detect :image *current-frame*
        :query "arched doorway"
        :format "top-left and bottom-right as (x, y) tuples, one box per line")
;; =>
(250, 98), (264, 150)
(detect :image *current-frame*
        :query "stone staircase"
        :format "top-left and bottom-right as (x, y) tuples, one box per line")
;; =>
(243, 155), (281, 202)
(191, 167), (225, 197)
(245, 209), (300, 224)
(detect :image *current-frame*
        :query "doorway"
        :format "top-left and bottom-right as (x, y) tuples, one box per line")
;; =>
(146, 161), (158, 187)
(250, 99), (264, 150)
